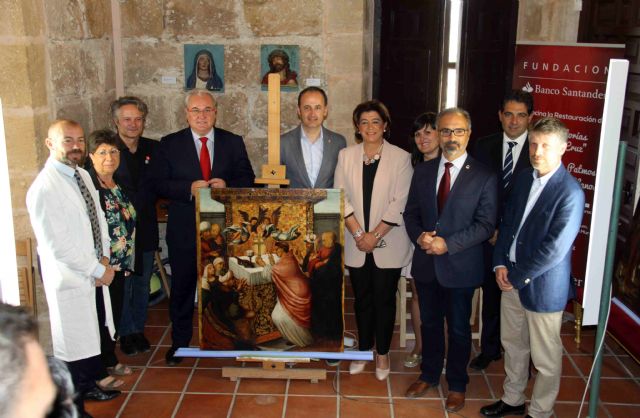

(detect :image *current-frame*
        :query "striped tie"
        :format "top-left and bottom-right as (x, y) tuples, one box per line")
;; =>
(74, 169), (102, 257)
(502, 141), (517, 189)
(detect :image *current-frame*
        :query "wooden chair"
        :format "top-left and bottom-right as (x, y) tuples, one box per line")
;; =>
(15, 238), (37, 316)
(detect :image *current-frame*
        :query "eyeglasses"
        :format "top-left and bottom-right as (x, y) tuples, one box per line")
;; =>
(439, 128), (468, 137)
(188, 108), (215, 116)
(94, 149), (120, 157)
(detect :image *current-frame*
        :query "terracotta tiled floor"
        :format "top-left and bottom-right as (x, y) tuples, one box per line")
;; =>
(86, 293), (640, 418)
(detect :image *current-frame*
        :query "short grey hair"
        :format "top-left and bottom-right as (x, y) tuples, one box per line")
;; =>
(110, 96), (149, 122)
(529, 117), (569, 143)
(184, 89), (217, 108)
(436, 107), (472, 130)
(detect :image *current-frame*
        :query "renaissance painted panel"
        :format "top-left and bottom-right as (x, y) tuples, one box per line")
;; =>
(197, 188), (344, 353)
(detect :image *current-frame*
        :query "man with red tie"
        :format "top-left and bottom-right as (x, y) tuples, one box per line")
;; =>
(149, 89), (255, 365)
(403, 108), (497, 412)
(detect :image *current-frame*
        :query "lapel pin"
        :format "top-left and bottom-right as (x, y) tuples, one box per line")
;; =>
(465, 165), (470, 169)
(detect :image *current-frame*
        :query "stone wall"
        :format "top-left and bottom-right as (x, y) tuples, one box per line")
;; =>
(119, 0), (366, 173)
(0, 0), (48, 239)
(517, 0), (581, 42)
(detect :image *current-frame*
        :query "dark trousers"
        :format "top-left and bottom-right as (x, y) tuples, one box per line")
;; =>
(348, 253), (400, 355)
(96, 282), (122, 373)
(168, 245), (197, 348)
(416, 279), (475, 393)
(480, 266), (502, 358)
(66, 354), (103, 414)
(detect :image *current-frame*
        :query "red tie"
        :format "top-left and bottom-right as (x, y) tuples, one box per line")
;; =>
(199, 137), (211, 181)
(438, 162), (453, 214)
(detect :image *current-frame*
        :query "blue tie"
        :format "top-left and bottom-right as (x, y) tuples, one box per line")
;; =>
(502, 141), (517, 189)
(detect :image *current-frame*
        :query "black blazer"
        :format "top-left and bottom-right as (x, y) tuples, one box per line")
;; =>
(148, 127), (255, 251)
(471, 132), (531, 217)
(403, 155), (498, 288)
(115, 137), (159, 254)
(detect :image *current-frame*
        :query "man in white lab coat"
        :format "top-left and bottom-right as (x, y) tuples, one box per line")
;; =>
(26, 119), (119, 417)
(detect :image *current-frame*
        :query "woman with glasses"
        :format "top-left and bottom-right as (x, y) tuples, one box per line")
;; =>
(403, 112), (441, 369)
(334, 100), (413, 380)
(86, 129), (137, 391)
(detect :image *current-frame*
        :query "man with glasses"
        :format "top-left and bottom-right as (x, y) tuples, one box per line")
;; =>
(470, 90), (534, 371)
(149, 89), (255, 365)
(109, 96), (159, 356)
(403, 108), (497, 412)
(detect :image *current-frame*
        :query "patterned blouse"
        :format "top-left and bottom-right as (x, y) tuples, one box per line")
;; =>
(100, 185), (137, 272)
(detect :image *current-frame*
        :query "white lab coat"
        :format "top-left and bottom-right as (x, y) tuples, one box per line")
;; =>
(26, 158), (114, 361)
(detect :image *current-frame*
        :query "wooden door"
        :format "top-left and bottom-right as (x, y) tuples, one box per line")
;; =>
(376, 0), (444, 150)
(458, 0), (519, 140)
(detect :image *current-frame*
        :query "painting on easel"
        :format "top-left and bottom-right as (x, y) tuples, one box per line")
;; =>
(197, 187), (344, 353)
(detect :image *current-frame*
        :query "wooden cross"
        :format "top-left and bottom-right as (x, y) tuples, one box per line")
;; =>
(254, 73), (290, 188)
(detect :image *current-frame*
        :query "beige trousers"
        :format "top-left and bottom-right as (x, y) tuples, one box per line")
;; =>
(500, 289), (563, 418)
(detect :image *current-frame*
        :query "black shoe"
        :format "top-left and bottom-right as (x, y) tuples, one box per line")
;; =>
(479, 400), (526, 417)
(165, 346), (183, 366)
(469, 353), (501, 370)
(83, 386), (120, 401)
(119, 335), (139, 356)
(134, 333), (151, 353)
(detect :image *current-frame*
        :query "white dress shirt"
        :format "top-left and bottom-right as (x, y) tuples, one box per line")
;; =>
(191, 128), (214, 166)
(508, 163), (562, 263)
(436, 152), (468, 196)
(300, 128), (324, 187)
(502, 131), (527, 170)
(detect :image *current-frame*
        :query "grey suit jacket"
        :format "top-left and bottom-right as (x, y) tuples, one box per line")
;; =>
(280, 125), (346, 188)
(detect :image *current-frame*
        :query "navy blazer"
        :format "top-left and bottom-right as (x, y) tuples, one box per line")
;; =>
(404, 155), (498, 288)
(493, 165), (584, 312)
(148, 127), (255, 251)
(471, 132), (531, 217)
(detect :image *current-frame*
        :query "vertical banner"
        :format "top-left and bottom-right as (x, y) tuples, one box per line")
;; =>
(512, 42), (625, 309)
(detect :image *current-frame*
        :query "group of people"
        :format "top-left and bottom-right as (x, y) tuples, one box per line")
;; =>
(22, 82), (584, 418)
(25, 98), (161, 417)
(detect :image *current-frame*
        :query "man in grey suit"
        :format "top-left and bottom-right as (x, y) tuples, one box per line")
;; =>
(280, 86), (346, 188)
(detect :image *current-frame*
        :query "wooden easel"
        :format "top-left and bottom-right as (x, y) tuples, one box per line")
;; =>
(221, 73), (324, 382)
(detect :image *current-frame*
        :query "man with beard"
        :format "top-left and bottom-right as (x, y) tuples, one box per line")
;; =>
(261, 49), (298, 86)
(27, 119), (120, 416)
(403, 108), (497, 412)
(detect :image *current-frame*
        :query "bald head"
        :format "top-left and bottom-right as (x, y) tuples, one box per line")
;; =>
(46, 119), (86, 167)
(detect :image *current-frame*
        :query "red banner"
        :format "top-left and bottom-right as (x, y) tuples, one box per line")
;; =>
(512, 43), (624, 287)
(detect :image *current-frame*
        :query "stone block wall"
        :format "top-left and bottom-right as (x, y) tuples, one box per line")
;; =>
(119, 0), (366, 173)
(517, 0), (581, 42)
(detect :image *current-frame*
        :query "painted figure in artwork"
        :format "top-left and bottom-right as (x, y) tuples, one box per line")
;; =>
(261, 49), (298, 87)
(186, 50), (223, 91)
(256, 242), (312, 347)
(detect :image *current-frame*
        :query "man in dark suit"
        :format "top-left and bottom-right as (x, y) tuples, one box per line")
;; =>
(149, 89), (255, 365)
(109, 96), (159, 356)
(280, 86), (346, 188)
(403, 108), (498, 412)
(469, 90), (534, 370)
(480, 117), (584, 418)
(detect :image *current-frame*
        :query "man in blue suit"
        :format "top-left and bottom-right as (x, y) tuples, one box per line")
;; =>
(469, 90), (534, 370)
(404, 108), (498, 412)
(149, 89), (255, 365)
(480, 117), (584, 418)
